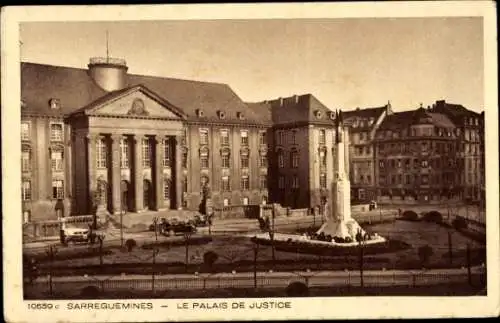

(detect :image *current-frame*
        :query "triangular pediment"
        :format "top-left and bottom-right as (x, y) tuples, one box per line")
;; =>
(80, 85), (185, 119)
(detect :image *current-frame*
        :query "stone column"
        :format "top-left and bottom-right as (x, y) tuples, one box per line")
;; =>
(86, 133), (98, 214)
(174, 135), (183, 210)
(154, 135), (165, 210)
(133, 134), (144, 212)
(111, 134), (122, 215)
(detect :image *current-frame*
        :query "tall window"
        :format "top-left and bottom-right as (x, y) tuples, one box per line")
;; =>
(278, 150), (284, 168)
(240, 150), (249, 169)
(121, 138), (130, 168)
(182, 150), (188, 168)
(259, 175), (267, 189)
(320, 173), (327, 189)
(240, 130), (249, 146)
(52, 180), (64, 199)
(221, 176), (230, 191)
(379, 161), (385, 168)
(221, 149), (231, 168)
(220, 129), (229, 146)
(21, 148), (31, 172)
(21, 122), (30, 141)
(291, 130), (297, 145)
(405, 174), (411, 185)
(50, 123), (63, 141)
(199, 129), (209, 145)
(241, 175), (250, 190)
(142, 138), (151, 168)
(259, 131), (267, 146)
(278, 176), (285, 190)
(291, 149), (299, 168)
(292, 175), (299, 189)
(162, 139), (170, 167)
(319, 149), (327, 168)
(51, 150), (63, 172)
(22, 180), (31, 201)
(182, 177), (188, 194)
(223, 198), (230, 207)
(200, 148), (209, 169)
(319, 129), (326, 145)
(96, 138), (107, 169)
(259, 153), (268, 168)
(163, 179), (170, 200)
(276, 131), (284, 145)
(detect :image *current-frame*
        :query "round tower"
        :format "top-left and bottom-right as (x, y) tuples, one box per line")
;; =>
(87, 57), (128, 92)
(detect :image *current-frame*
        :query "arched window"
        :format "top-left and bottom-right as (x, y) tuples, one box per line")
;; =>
(319, 129), (326, 145)
(277, 149), (284, 168)
(240, 149), (249, 169)
(96, 138), (107, 169)
(319, 148), (327, 168)
(221, 148), (231, 169)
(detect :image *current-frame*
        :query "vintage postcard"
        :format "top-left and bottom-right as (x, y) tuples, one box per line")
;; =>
(2, 2), (499, 322)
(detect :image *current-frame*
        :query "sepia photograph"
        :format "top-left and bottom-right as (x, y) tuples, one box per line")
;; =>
(2, 2), (499, 322)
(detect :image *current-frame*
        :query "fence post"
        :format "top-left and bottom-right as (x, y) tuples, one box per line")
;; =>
(253, 238), (259, 290)
(447, 231), (453, 265)
(466, 243), (472, 286)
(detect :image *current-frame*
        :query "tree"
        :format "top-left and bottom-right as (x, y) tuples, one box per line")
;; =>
(125, 239), (137, 252)
(285, 281), (309, 297)
(203, 251), (219, 272)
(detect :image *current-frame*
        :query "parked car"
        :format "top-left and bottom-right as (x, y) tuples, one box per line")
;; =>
(63, 226), (90, 244)
(150, 218), (197, 236)
(193, 213), (212, 227)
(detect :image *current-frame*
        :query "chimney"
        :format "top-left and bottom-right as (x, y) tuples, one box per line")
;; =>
(279, 97), (284, 107)
(294, 95), (299, 104)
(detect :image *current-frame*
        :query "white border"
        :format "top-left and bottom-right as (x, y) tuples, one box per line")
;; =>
(2, 2), (499, 322)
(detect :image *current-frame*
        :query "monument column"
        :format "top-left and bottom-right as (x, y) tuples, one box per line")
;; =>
(154, 135), (165, 210)
(133, 134), (144, 212)
(86, 133), (98, 214)
(174, 135), (183, 209)
(110, 134), (122, 215)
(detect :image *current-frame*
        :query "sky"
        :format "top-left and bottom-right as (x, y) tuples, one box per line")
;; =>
(19, 18), (484, 112)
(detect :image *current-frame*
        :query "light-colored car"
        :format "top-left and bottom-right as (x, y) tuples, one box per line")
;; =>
(63, 226), (90, 244)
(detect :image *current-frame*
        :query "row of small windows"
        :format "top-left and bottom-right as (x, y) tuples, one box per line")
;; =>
(199, 129), (267, 146)
(377, 127), (461, 139)
(379, 173), (454, 186)
(22, 147), (64, 172)
(379, 158), (456, 169)
(21, 122), (64, 142)
(22, 180), (64, 201)
(275, 129), (339, 147)
(379, 141), (456, 154)
(199, 149), (268, 169)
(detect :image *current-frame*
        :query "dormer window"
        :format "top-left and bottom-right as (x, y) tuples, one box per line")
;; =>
(195, 109), (204, 118)
(49, 98), (61, 110)
(329, 111), (336, 120)
(237, 112), (245, 120)
(314, 110), (322, 119)
(217, 110), (226, 119)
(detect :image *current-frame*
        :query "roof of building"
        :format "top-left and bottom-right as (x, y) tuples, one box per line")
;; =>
(378, 107), (455, 130)
(343, 105), (387, 119)
(266, 94), (336, 126)
(21, 62), (271, 124)
(432, 100), (482, 126)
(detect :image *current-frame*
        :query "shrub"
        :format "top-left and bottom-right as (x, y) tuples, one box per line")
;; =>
(203, 251), (218, 268)
(418, 245), (434, 265)
(423, 211), (443, 223)
(285, 281), (309, 297)
(125, 239), (137, 252)
(402, 210), (419, 221)
(452, 216), (468, 230)
(80, 285), (100, 298)
(344, 236), (353, 243)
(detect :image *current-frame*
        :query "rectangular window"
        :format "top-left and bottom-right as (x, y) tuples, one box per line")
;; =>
(278, 152), (284, 168)
(182, 150), (188, 169)
(240, 153), (249, 169)
(221, 176), (230, 191)
(320, 173), (327, 189)
(51, 151), (63, 172)
(379, 161), (385, 168)
(320, 150), (327, 167)
(21, 122), (30, 141)
(221, 152), (230, 169)
(162, 140), (170, 167)
(358, 189), (366, 200)
(259, 131), (267, 146)
(413, 159), (419, 169)
(96, 138), (107, 169)
(366, 175), (371, 184)
(183, 177), (188, 193)
(278, 176), (285, 189)
(52, 180), (64, 199)
(200, 152), (209, 169)
(291, 130), (297, 145)
(259, 175), (267, 189)
(319, 129), (326, 145)
(405, 174), (410, 184)
(121, 138), (130, 168)
(199, 129), (209, 145)
(421, 160), (428, 167)
(259, 154), (268, 168)
(22, 180), (31, 201)
(220, 129), (229, 146)
(240, 130), (249, 146)
(379, 175), (386, 185)
(142, 138), (151, 168)
(241, 175), (249, 190)
(50, 123), (63, 141)
(292, 175), (299, 189)
(292, 151), (299, 168)
(22, 150), (31, 172)
(421, 175), (429, 184)
(276, 131), (284, 145)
